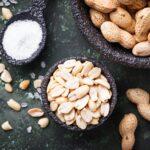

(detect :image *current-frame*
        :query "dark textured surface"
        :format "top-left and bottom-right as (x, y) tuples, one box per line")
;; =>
(0, 0), (149, 150)
(71, 0), (150, 69)
(41, 57), (117, 131)
(0, 0), (47, 65)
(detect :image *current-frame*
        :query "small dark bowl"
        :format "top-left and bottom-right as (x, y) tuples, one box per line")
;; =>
(0, 0), (47, 65)
(41, 57), (117, 131)
(71, 0), (150, 69)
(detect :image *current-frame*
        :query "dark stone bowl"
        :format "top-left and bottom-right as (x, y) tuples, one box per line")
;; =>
(0, 0), (47, 66)
(71, 0), (150, 69)
(41, 57), (117, 131)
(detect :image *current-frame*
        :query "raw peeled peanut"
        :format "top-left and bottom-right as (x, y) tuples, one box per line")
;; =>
(110, 7), (132, 29)
(126, 88), (150, 121)
(88, 67), (101, 79)
(97, 85), (111, 102)
(132, 41), (150, 57)
(101, 21), (136, 49)
(64, 109), (75, 121)
(90, 9), (108, 28)
(58, 102), (74, 114)
(0, 63), (5, 73)
(72, 61), (83, 76)
(84, 0), (120, 13)
(75, 114), (87, 130)
(38, 118), (49, 128)
(74, 85), (90, 99)
(28, 108), (44, 117)
(65, 77), (79, 89)
(75, 95), (89, 110)
(80, 77), (94, 86)
(50, 101), (58, 111)
(94, 78), (110, 89)
(55, 97), (68, 105)
(1, 69), (12, 83)
(1, 121), (13, 131)
(63, 59), (76, 68)
(80, 108), (93, 123)
(34, 79), (42, 89)
(135, 8), (150, 42)
(2, 8), (13, 20)
(81, 61), (93, 76)
(89, 86), (98, 102)
(7, 99), (21, 111)
(119, 113), (138, 150)
(91, 118), (99, 125)
(5, 83), (13, 93)
(19, 80), (30, 90)
(50, 85), (65, 98)
(56, 111), (65, 122)
(100, 103), (110, 117)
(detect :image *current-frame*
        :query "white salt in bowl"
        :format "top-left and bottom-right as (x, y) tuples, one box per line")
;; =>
(1, 12), (46, 65)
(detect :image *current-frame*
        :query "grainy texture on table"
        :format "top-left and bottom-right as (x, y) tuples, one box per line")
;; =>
(0, 0), (150, 150)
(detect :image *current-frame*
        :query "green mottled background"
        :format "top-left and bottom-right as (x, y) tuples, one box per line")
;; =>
(0, 0), (150, 150)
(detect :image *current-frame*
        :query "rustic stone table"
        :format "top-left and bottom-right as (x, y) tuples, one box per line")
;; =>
(0, 0), (149, 149)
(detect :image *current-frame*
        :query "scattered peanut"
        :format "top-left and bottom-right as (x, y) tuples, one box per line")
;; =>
(119, 113), (138, 150)
(28, 108), (44, 117)
(1, 121), (13, 131)
(126, 88), (150, 121)
(5, 83), (13, 93)
(0, 63), (5, 73)
(34, 79), (42, 89)
(38, 118), (49, 128)
(19, 80), (30, 90)
(1, 69), (12, 83)
(2, 8), (13, 20)
(7, 99), (21, 111)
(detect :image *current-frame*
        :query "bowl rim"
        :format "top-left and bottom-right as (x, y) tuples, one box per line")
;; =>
(70, 0), (150, 69)
(41, 56), (117, 131)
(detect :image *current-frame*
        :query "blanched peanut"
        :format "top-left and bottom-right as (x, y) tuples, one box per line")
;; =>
(28, 108), (44, 117)
(0, 63), (5, 73)
(88, 67), (101, 79)
(97, 85), (112, 102)
(1, 69), (12, 83)
(81, 61), (94, 76)
(100, 103), (110, 117)
(38, 118), (49, 128)
(72, 61), (83, 76)
(1, 121), (13, 131)
(50, 101), (58, 111)
(55, 97), (68, 105)
(90, 9), (108, 28)
(58, 102), (74, 114)
(81, 108), (93, 123)
(101, 21), (136, 49)
(19, 80), (30, 90)
(5, 83), (13, 93)
(75, 95), (89, 110)
(2, 8), (13, 20)
(7, 99), (21, 111)
(76, 114), (87, 130)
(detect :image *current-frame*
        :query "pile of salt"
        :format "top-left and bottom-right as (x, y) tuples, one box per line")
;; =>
(2, 20), (43, 60)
